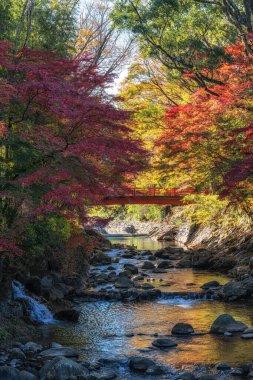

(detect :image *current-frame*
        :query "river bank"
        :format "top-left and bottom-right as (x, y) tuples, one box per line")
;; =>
(1, 235), (253, 379)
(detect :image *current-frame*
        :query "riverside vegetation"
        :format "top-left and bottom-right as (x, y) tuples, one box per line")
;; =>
(0, 0), (253, 379)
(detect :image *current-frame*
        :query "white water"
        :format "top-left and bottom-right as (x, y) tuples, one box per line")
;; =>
(12, 280), (54, 323)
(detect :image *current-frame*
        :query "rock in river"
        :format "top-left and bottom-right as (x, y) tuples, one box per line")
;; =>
(141, 261), (155, 270)
(152, 338), (177, 348)
(128, 356), (161, 373)
(201, 281), (220, 290)
(40, 357), (89, 380)
(114, 276), (135, 289)
(210, 314), (247, 334)
(55, 309), (80, 322)
(39, 347), (79, 358)
(172, 323), (194, 335)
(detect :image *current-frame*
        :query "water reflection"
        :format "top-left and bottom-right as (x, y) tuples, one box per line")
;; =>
(108, 235), (179, 251)
(51, 298), (253, 367)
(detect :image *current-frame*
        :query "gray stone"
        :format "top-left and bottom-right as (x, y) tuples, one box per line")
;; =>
(114, 277), (134, 289)
(152, 338), (177, 348)
(201, 281), (220, 290)
(216, 363), (231, 370)
(39, 347), (79, 358)
(9, 348), (26, 360)
(88, 370), (117, 379)
(241, 333), (253, 339)
(16, 371), (37, 380)
(210, 314), (247, 334)
(123, 264), (138, 274)
(40, 357), (89, 380)
(172, 323), (194, 335)
(21, 342), (42, 353)
(128, 356), (157, 372)
(157, 261), (172, 269)
(0, 366), (19, 380)
(176, 372), (196, 380)
(141, 261), (155, 270)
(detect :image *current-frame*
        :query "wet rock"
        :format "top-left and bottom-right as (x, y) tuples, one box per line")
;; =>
(146, 365), (166, 375)
(21, 342), (42, 353)
(152, 268), (167, 273)
(172, 323), (194, 335)
(128, 356), (158, 373)
(9, 348), (26, 360)
(201, 281), (220, 290)
(17, 371), (37, 380)
(118, 270), (131, 278)
(176, 372), (196, 380)
(40, 357), (89, 380)
(123, 264), (138, 275)
(55, 309), (80, 322)
(114, 276), (135, 289)
(152, 338), (177, 348)
(91, 252), (112, 265)
(241, 332), (253, 339)
(141, 261), (155, 270)
(216, 363), (231, 370)
(191, 250), (212, 269)
(157, 260), (172, 269)
(39, 347), (79, 358)
(210, 314), (247, 334)
(0, 366), (19, 380)
(88, 370), (117, 379)
(220, 277), (253, 300)
(138, 288), (161, 300)
(141, 283), (154, 289)
(220, 281), (248, 300)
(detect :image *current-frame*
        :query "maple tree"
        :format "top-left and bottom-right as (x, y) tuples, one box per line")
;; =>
(158, 38), (253, 202)
(0, 41), (146, 255)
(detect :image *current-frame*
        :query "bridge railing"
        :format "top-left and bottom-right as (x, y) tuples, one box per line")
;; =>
(118, 187), (196, 197)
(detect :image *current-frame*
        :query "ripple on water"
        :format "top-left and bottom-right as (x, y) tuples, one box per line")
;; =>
(50, 237), (253, 369)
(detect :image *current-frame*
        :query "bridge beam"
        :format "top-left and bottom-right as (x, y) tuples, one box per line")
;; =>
(97, 196), (185, 206)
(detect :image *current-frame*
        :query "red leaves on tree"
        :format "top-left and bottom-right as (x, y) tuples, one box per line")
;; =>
(159, 37), (253, 196)
(0, 41), (146, 254)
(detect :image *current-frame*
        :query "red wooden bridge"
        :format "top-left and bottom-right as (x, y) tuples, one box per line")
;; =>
(99, 187), (196, 206)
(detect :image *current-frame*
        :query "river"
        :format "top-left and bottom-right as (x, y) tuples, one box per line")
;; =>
(49, 236), (253, 372)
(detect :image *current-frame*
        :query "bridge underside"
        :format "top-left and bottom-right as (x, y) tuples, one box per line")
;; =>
(98, 196), (185, 206)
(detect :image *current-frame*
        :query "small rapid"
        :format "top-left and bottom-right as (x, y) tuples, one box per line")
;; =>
(12, 280), (54, 323)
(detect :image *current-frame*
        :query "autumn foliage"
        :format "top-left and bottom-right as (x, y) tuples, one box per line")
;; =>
(159, 38), (253, 198)
(0, 42), (145, 255)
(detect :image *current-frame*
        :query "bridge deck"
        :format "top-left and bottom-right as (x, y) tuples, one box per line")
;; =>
(99, 196), (185, 206)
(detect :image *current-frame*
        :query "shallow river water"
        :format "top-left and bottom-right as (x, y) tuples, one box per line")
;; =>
(49, 236), (253, 370)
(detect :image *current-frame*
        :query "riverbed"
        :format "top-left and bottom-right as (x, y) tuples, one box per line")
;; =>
(49, 236), (253, 372)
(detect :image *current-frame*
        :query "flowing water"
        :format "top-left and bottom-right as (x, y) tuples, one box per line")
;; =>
(47, 236), (253, 369)
(12, 280), (54, 323)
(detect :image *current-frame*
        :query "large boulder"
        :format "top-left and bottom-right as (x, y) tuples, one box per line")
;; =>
(210, 314), (247, 334)
(40, 357), (89, 380)
(220, 281), (248, 300)
(172, 323), (194, 335)
(55, 309), (80, 322)
(220, 277), (253, 300)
